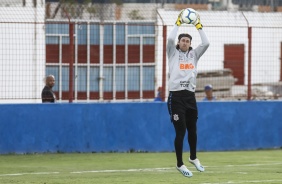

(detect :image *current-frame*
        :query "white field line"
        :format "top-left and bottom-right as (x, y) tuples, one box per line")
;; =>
(0, 172), (59, 176)
(0, 162), (281, 177)
(70, 167), (175, 174)
(207, 162), (282, 168)
(200, 180), (282, 184)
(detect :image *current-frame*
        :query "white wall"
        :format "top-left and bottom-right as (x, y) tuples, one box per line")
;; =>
(0, 1), (45, 103)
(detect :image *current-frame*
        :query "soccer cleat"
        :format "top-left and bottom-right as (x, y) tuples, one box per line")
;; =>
(189, 158), (205, 172)
(176, 165), (193, 177)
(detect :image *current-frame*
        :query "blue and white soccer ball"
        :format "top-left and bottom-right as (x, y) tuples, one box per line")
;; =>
(181, 8), (198, 24)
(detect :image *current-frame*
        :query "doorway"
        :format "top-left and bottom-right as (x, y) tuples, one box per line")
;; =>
(224, 44), (245, 85)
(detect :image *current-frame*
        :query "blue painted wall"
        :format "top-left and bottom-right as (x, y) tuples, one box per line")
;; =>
(0, 102), (281, 154)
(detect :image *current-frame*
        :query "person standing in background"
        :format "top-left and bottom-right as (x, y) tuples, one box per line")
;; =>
(154, 87), (163, 102)
(166, 10), (210, 177)
(202, 84), (216, 101)
(41, 75), (56, 103)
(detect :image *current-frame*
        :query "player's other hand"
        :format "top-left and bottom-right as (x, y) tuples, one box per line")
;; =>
(175, 9), (184, 26)
(193, 13), (203, 30)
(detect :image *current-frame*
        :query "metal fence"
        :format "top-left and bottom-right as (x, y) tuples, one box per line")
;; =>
(45, 20), (156, 102)
(0, 1), (282, 103)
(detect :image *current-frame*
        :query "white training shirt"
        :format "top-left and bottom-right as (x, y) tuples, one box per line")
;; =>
(166, 25), (210, 92)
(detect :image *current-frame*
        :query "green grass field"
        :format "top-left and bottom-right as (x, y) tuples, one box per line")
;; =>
(0, 150), (281, 184)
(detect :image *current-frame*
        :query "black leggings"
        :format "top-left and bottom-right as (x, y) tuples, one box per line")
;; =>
(167, 90), (198, 167)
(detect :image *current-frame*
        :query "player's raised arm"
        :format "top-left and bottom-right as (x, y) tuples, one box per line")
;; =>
(167, 10), (184, 58)
(193, 13), (210, 60)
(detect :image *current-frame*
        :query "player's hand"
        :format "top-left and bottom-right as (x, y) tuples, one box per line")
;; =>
(175, 9), (184, 26)
(193, 13), (203, 30)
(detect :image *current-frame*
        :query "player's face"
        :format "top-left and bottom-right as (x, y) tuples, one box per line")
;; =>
(178, 37), (191, 52)
(47, 76), (55, 88)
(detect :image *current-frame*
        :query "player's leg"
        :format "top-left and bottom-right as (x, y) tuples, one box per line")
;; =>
(172, 115), (186, 167)
(172, 113), (193, 177)
(185, 108), (198, 160)
(167, 92), (192, 177)
(167, 92), (187, 167)
(186, 108), (204, 172)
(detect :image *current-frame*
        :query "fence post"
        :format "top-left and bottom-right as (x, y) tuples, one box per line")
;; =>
(247, 27), (252, 100)
(69, 22), (74, 103)
(162, 25), (167, 102)
(62, 7), (74, 103)
(242, 12), (252, 100)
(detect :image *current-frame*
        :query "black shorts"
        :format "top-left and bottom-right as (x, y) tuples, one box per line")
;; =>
(167, 90), (198, 123)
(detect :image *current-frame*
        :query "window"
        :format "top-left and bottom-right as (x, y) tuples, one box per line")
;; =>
(46, 21), (156, 101)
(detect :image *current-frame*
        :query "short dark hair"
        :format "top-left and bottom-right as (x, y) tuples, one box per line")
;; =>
(178, 33), (192, 41)
(176, 33), (193, 51)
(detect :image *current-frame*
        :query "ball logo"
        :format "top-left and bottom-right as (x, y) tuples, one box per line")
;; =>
(180, 63), (195, 70)
(181, 8), (198, 25)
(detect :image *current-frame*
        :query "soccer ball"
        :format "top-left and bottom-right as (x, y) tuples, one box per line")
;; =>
(181, 8), (198, 25)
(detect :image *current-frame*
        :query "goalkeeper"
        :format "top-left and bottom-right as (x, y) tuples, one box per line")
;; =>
(166, 10), (209, 178)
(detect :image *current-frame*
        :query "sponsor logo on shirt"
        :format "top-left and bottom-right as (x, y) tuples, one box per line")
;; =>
(179, 63), (195, 70)
(180, 81), (190, 87)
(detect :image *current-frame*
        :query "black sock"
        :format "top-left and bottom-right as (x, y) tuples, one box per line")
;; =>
(177, 163), (184, 167)
(190, 156), (197, 160)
